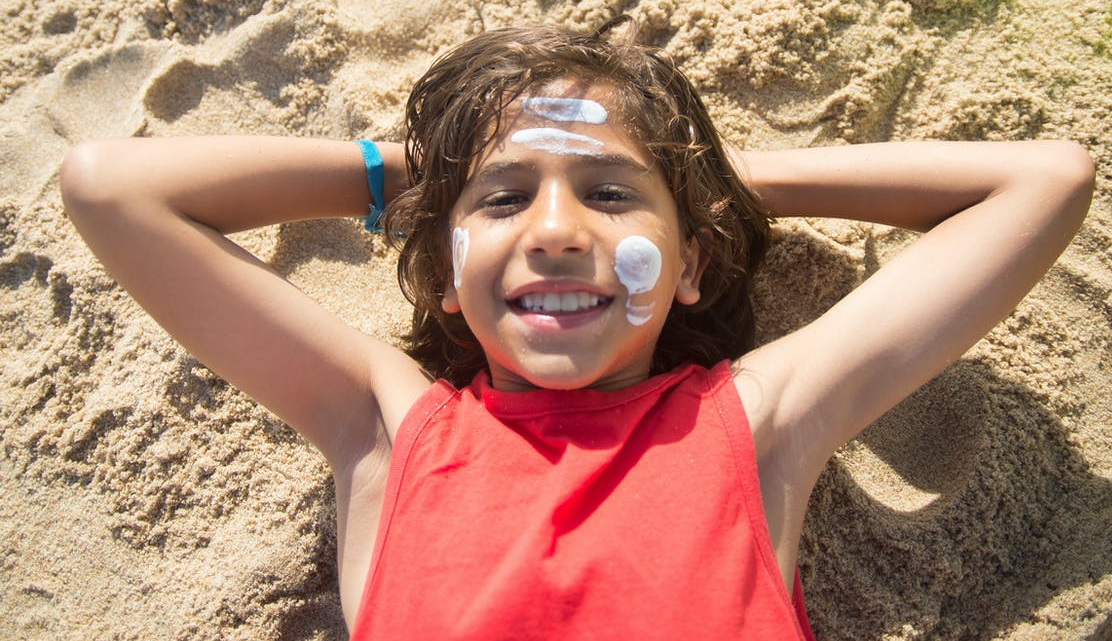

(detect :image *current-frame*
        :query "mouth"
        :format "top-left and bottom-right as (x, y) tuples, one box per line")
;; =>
(510, 291), (612, 314)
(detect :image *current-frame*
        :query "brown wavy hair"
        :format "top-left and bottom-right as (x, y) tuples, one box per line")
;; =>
(383, 17), (770, 388)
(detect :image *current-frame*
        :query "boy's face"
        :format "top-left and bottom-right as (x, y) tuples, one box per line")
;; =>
(444, 80), (706, 392)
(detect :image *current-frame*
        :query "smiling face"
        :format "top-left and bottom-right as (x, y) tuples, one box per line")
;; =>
(441, 80), (707, 392)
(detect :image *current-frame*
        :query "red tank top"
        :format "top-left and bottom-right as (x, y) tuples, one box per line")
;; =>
(351, 361), (816, 640)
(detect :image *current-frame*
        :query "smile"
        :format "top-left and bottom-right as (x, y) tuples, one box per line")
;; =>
(512, 291), (610, 314)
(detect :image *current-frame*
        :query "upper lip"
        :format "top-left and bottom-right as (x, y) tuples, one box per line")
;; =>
(505, 279), (611, 301)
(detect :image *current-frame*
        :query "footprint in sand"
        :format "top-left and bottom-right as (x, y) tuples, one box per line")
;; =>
(49, 43), (173, 139)
(0, 42), (170, 201)
(0, 252), (73, 351)
(840, 363), (986, 518)
(142, 14), (311, 128)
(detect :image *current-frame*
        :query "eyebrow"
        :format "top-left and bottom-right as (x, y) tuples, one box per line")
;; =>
(469, 160), (536, 184)
(579, 153), (653, 174)
(469, 154), (653, 186)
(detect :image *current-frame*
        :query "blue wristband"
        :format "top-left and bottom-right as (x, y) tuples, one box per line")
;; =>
(356, 139), (385, 232)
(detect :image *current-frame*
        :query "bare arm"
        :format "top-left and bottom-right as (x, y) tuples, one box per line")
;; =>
(60, 136), (427, 465)
(727, 141), (1093, 587)
(730, 141), (1064, 231)
(731, 141), (1093, 463)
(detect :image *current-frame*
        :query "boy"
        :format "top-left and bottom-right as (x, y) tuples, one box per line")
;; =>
(60, 23), (1093, 640)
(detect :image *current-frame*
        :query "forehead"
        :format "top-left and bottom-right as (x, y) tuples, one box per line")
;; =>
(501, 78), (622, 121)
(484, 80), (644, 150)
(464, 79), (655, 179)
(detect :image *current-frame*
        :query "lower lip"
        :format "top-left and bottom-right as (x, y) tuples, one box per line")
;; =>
(509, 302), (609, 331)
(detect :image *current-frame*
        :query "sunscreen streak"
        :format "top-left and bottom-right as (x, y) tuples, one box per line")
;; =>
(522, 97), (608, 124)
(511, 128), (604, 156)
(614, 236), (662, 326)
(452, 227), (469, 290)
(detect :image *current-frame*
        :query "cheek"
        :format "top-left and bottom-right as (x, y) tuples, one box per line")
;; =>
(614, 235), (662, 295)
(451, 227), (470, 290)
(614, 235), (663, 326)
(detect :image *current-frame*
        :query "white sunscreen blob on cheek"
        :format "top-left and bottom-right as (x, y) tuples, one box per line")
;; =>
(614, 235), (662, 326)
(452, 227), (469, 290)
(521, 97), (609, 124)
(510, 128), (605, 156)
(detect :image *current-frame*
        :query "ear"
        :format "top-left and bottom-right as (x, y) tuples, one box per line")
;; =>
(441, 281), (461, 314)
(675, 233), (710, 306)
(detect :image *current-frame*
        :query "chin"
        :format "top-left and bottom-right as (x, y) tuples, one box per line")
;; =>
(500, 356), (649, 392)
(527, 372), (596, 391)
(513, 366), (598, 391)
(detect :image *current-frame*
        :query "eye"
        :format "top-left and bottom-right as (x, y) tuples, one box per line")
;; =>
(592, 186), (628, 201)
(479, 191), (529, 213)
(588, 185), (637, 210)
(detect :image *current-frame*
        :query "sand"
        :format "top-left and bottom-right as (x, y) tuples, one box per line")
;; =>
(1, 0), (1110, 639)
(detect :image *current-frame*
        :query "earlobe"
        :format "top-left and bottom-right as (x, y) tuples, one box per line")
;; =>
(675, 234), (710, 306)
(442, 283), (461, 314)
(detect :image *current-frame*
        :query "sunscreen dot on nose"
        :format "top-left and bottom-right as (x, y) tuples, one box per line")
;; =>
(452, 227), (469, 290)
(614, 235), (662, 325)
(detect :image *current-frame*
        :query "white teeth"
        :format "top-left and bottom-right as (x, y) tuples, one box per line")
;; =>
(515, 292), (603, 313)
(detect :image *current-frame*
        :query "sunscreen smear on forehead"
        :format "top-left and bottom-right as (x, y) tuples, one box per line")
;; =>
(614, 235), (662, 326)
(522, 97), (608, 124)
(452, 227), (469, 290)
(510, 128), (604, 156)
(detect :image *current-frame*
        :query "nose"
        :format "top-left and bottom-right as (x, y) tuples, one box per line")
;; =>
(522, 180), (592, 256)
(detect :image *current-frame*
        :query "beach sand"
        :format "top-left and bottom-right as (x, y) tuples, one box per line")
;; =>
(2, 0), (1110, 639)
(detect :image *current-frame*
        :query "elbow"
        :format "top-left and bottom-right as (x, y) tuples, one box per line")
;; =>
(1012, 141), (1095, 236)
(1041, 140), (1095, 228)
(60, 140), (126, 218)
(1062, 142), (1096, 232)
(1049, 140), (1096, 191)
